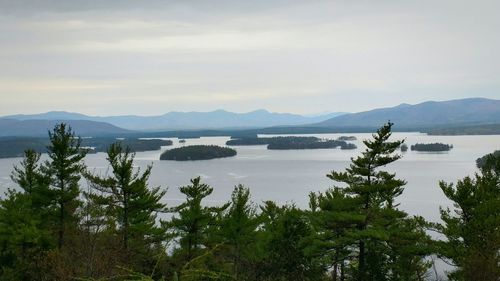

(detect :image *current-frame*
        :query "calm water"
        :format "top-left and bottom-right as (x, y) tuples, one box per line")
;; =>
(1, 132), (497, 279)
(1, 132), (499, 224)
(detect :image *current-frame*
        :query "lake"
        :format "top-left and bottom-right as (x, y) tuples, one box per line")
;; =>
(1, 132), (498, 225)
(1, 132), (498, 279)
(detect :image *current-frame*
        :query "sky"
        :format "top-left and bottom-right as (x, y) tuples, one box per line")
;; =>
(0, 0), (499, 116)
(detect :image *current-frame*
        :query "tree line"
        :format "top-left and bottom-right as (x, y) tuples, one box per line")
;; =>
(0, 123), (498, 281)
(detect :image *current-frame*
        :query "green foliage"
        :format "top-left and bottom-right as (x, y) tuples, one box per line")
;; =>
(0, 190), (53, 280)
(215, 185), (258, 280)
(42, 123), (87, 249)
(169, 177), (229, 261)
(160, 145), (236, 161)
(308, 188), (363, 280)
(325, 122), (431, 280)
(437, 154), (500, 281)
(255, 202), (323, 281)
(0, 150), (53, 280)
(2, 122), (496, 280)
(476, 150), (500, 168)
(85, 142), (168, 269)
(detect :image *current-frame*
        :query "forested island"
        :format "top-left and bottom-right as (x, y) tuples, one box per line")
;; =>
(337, 135), (357, 141)
(160, 145), (237, 161)
(226, 136), (357, 150)
(410, 142), (453, 152)
(0, 137), (172, 158)
(1, 122), (498, 281)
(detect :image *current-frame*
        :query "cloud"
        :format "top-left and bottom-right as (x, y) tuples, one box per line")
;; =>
(0, 0), (499, 115)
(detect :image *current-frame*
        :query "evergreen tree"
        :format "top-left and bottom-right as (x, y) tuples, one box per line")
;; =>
(10, 149), (52, 212)
(0, 150), (52, 280)
(256, 202), (321, 281)
(84, 142), (167, 267)
(218, 185), (258, 279)
(308, 188), (362, 281)
(327, 122), (430, 280)
(11, 149), (46, 194)
(169, 177), (228, 266)
(42, 123), (87, 249)
(437, 153), (500, 281)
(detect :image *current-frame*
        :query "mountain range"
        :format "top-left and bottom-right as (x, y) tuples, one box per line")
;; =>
(1, 98), (499, 137)
(4, 110), (346, 131)
(0, 119), (130, 137)
(315, 98), (500, 129)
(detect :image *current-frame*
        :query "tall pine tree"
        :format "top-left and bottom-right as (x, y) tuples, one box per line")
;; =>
(218, 185), (258, 279)
(84, 142), (167, 267)
(327, 122), (430, 280)
(0, 150), (52, 280)
(169, 177), (228, 267)
(437, 153), (500, 280)
(42, 123), (87, 249)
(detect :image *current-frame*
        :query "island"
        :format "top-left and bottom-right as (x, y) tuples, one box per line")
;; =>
(337, 136), (357, 141)
(160, 145), (237, 161)
(400, 144), (408, 152)
(410, 143), (453, 152)
(226, 136), (357, 150)
(0, 137), (173, 158)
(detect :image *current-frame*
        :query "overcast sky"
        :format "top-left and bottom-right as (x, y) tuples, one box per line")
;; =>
(0, 0), (498, 116)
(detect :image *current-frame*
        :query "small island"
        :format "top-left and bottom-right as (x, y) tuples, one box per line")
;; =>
(226, 136), (357, 150)
(410, 143), (453, 152)
(337, 136), (357, 141)
(400, 144), (408, 152)
(160, 145), (237, 161)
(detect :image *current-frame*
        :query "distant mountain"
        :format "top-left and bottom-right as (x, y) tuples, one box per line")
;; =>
(0, 119), (131, 137)
(4, 110), (346, 131)
(314, 98), (500, 129)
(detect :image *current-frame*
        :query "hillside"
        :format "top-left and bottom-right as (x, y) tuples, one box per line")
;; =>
(4, 110), (346, 131)
(0, 119), (131, 137)
(315, 98), (500, 129)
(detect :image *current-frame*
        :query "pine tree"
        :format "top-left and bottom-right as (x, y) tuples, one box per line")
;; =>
(11, 149), (45, 194)
(0, 150), (52, 280)
(308, 188), (362, 281)
(327, 122), (430, 280)
(42, 123), (87, 249)
(169, 177), (228, 262)
(256, 202), (321, 281)
(437, 153), (500, 281)
(84, 142), (167, 265)
(218, 185), (258, 279)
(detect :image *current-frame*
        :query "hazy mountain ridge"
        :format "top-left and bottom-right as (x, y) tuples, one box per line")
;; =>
(2, 98), (500, 136)
(4, 109), (346, 131)
(0, 119), (131, 137)
(315, 98), (500, 128)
